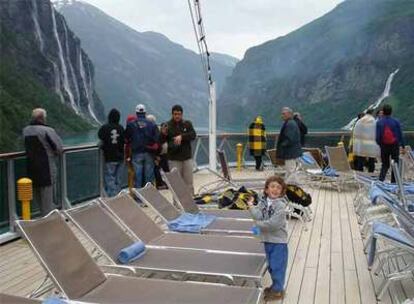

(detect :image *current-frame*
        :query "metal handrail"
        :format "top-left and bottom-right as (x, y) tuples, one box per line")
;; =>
(1, 131), (413, 243)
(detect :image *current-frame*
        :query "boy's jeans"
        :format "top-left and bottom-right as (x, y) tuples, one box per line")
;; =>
(264, 242), (288, 292)
(132, 152), (155, 188)
(104, 162), (124, 197)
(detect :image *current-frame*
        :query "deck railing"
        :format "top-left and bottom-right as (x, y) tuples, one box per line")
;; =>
(1, 131), (413, 243)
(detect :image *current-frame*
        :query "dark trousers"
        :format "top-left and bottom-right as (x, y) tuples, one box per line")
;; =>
(264, 242), (288, 292)
(354, 156), (375, 173)
(154, 155), (170, 188)
(379, 144), (399, 183)
(254, 156), (262, 170)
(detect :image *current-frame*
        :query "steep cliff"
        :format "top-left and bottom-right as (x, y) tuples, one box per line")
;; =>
(218, 0), (414, 130)
(0, 0), (105, 152)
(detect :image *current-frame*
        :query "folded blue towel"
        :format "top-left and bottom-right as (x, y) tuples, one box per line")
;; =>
(301, 154), (315, 165)
(369, 185), (384, 205)
(367, 221), (414, 267)
(118, 241), (146, 264)
(377, 181), (414, 194)
(251, 226), (260, 235)
(168, 212), (217, 233)
(42, 298), (68, 304)
(323, 167), (339, 177)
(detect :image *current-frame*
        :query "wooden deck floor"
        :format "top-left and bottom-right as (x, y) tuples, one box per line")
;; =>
(0, 169), (413, 303)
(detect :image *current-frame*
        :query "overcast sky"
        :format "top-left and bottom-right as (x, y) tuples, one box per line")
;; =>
(83, 0), (343, 59)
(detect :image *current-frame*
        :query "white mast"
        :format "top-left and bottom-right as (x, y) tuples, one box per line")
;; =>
(188, 0), (217, 171)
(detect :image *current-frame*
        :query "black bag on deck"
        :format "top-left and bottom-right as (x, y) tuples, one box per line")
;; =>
(286, 184), (312, 207)
(218, 186), (258, 210)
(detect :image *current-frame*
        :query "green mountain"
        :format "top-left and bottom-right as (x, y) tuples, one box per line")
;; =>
(0, 0), (105, 153)
(218, 0), (414, 130)
(59, 1), (238, 125)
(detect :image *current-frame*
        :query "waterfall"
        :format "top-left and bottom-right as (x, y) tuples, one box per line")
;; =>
(79, 51), (100, 123)
(50, 3), (78, 113)
(31, 0), (44, 53)
(51, 61), (65, 104)
(61, 20), (81, 106)
(342, 68), (400, 130)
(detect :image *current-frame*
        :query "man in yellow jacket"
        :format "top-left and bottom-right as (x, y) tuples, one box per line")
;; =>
(249, 116), (266, 171)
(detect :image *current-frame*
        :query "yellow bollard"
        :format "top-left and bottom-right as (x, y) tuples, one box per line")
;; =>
(17, 178), (33, 220)
(236, 143), (243, 171)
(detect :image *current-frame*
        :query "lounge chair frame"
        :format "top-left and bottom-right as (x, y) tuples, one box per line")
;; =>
(16, 211), (263, 303)
(99, 194), (265, 256)
(64, 202), (266, 287)
(134, 184), (255, 236)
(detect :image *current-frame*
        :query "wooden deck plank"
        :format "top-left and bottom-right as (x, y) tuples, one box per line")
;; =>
(330, 190), (345, 304)
(343, 191), (391, 304)
(314, 188), (332, 304)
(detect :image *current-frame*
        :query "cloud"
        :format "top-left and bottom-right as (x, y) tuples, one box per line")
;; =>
(83, 0), (343, 58)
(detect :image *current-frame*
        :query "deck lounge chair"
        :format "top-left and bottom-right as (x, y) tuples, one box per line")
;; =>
(101, 194), (264, 255)
(16, 211), (262, 303)
(324, 145), (356, 191)
(134, 184), (255, 235)
(364, 189), (414, 300)
(198, 149), (265, 194)
(163, 168), (252, 219)
(297, 152), (339, 189)
(65, 202), (266, 286)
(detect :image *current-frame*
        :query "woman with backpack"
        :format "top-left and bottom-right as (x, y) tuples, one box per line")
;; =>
(376, 104), (405, 182)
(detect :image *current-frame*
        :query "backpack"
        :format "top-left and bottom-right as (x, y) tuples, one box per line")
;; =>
(382, 124), (397, 145)
(286, 184), (312, 207)
(218, 186), (258, 210)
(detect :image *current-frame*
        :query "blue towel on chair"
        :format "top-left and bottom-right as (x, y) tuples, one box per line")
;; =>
(323, 167), (339, 177)
(378, 182), (414, 194)
(367, 222), (414, 267)
(369, 185), (384, 205)
(301, 154), (315, 165)
(168, 212), (217, 233)
(118, 241), (146, 264)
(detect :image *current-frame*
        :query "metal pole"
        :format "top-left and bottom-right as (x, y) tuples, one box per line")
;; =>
(209, 81), (217, 171)
(7, 159), (17, 233)
(60, 153), (71, 209)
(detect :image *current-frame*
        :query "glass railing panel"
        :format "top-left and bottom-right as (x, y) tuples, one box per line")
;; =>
(66, 149), (100, 204)
(0, 160), (9, 233)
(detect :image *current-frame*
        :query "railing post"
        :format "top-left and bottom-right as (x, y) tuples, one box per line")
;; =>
(98, 149), (106, 198)
(7, 159), (17, 233)
(192, 137), (202, 171)
(60, 153), (71, 209)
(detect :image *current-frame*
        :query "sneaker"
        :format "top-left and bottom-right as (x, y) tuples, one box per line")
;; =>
(264, 290), (285, 301)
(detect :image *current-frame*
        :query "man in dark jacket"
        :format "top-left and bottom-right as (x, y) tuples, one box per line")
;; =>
(276, 107), (302, 181)
(293, 112), (308, 147)
(23, 108), (63, 215)
(167, 105), (197, 194)
(376, 104), (405, 182)
(98, 108), (125, 197)
(125, 104), (159, 188)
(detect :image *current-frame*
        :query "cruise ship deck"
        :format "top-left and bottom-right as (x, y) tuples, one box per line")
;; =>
(1, 168), (413, 304)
